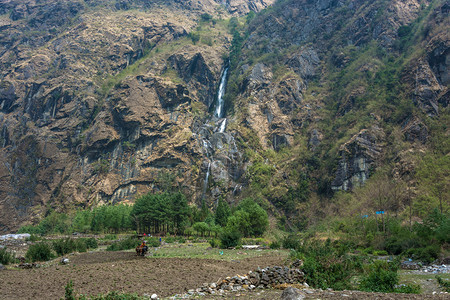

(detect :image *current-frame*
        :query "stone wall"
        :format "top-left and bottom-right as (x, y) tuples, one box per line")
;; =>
(185, 266), (305, 297)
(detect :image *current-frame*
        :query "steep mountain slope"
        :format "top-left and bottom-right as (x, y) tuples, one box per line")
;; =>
(0, 0), (274, 231)
(0, 0), (448, 232)
(226, 0), (449, 226)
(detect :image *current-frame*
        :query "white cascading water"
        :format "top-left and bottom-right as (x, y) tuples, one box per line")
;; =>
(202, 162), (211, 199)
(215, 67), (228, 120)
(202, 65), (229, 198)
(218, 118), (227, 133)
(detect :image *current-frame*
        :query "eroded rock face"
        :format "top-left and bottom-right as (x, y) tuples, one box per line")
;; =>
(331, 127), (385, 191)
(0, 0), (237, 231)
(402, 117), (429, 144)
(217, 0), (275, 14)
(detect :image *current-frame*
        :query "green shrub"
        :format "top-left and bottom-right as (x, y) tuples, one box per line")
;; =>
(25, 234), (41, 242)
(65, 280), (75, 300)
(64, 281), (144, 300)
(52, 238), (70, 256)
(200, 13), (212, 22)
(394, 284), (421, 294)
(269, 241), (281, 249)
(405, 245), (440, 263)
(0, 247), (15, 265)
(209, 238), (220, 248)
(102, 234), (117, 240)
(52, 238), (88, 256)
(282, 234), (300, 249)
(17, 225), (44, 235)
(74, 239), (87, 253)
(436, 276), (450, 292)
(219, 227), (241, 248)
(26, 243), (54, 262)
(107, 236), (139, 251)
(165, 236), (175, 243)
(373, 250), (388, 256)
(360, 261), (399, 293)
(362, 247), (374, 255)
(83, 238), (98, 249)
(292, 239), (363, 290)
(189, 32), (200, 44)
(145, 237), (161, 248)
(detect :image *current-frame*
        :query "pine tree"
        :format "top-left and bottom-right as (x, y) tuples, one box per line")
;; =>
(215, 198), (231, 227)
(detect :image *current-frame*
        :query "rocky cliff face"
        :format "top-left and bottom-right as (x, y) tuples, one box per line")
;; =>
(331, 126), (385, 191)
(0, 0), (448, 231)
(226, 0), (448, 215)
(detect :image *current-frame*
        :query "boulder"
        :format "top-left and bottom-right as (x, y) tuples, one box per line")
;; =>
(280, 287), (305, 300)
(61, 258), (70, 265)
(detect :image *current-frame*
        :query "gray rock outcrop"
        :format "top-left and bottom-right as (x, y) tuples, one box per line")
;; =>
(332, 127), (385, 191)
(281, 287), (306, 300)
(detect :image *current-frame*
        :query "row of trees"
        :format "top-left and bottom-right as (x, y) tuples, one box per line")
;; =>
(18, 193), (270, 239)
(131, 192), (190, 235)
(131, 193), (269, 238)
(19, 205), (134, 235)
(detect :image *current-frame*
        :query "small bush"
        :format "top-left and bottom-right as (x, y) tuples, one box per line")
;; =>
(209, 238), (220, 248)
(405, 245), (440, 264)
(361, 247), (374, 255)
(292, 239), (363, 290)
(436, 276), (450, 292)
(145, 237), (161, 248)
(189, 32), (200, 44)
(17, 225), (44, 235)
(0, 247), (15, 265)
(102, 234), (117, 240)
(83, 237), (98, 249)
(282, 234), (300, 249)
(107, 236), (139, 251)
(74, 239), (87, 253)
(269, 241), (281, 249)
(219, 228), (241, 248)
(165, 236), (175, 243)
(360, 261), (399, 293)
(65, 280), (75, 300)
(52, 238), (88, 256)
(373, 250), (388, 256)
(52, 238), (73, 256)
(90, 291), (143, 300)
(26, 234), (41, 242)
(26, 243), (54, 262)
(200, 13), (212, 22)
(394, 284), (421, 294)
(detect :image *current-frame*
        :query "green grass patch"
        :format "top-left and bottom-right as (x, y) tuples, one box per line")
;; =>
(151, 242), (289, 261)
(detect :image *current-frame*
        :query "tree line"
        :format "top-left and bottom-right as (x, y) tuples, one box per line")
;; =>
(18, 192), (269, 240)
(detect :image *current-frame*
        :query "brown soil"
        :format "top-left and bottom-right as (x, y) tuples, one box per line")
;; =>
(203, 289), (450, 299)
(1, 251), (448, 299)
(0, 251), (286, 299)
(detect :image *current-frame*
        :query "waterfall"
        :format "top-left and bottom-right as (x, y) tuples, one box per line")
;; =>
(200, 63), (231, 199)
(215, 67), (228, 119)
(218, 118), (227, 133)
(202, 162), (211, 199)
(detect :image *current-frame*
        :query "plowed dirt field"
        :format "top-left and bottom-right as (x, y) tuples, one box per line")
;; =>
(0, 250), (286, 299)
